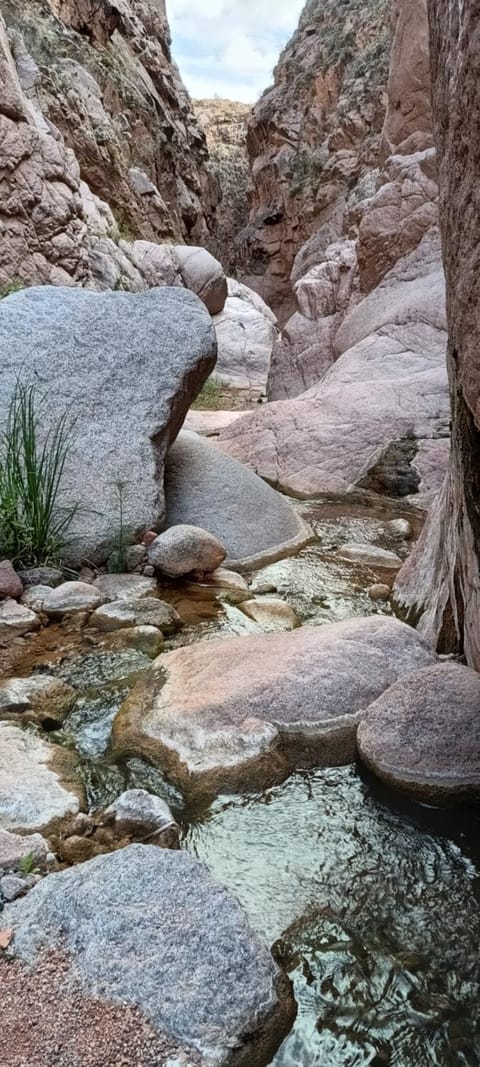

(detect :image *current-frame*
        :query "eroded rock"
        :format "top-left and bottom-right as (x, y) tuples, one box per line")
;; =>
(0, 722), (83, 832)
(112, 616), (436, 802)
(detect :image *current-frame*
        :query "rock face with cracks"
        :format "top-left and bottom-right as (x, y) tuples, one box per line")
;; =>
(357, 663), (480, 803)
(2, 845), (296, 1066)
(112, 616), (436, 803)
(0, 286), (216, 566)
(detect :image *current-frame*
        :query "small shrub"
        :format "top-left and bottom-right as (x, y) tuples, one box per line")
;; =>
(0, 381), (79, 566)
(18, 852), (40, 877)
(0, 279), (25, 300)
(191, 376), (227, 411)
(107, 478), (129, 573)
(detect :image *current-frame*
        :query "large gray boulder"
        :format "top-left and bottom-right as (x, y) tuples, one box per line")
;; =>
(164, 431), (311, 569)
(112, 616), (436, 802)
(2, 845), (295, 1066)
(0, 287), (216, 565)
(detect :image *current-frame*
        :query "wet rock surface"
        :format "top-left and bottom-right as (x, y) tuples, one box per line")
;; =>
(2, 845), (296, 1066)
(112, 617), (436, 802)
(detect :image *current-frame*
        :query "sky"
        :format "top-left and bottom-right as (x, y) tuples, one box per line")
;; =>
(168, 0), (305, 103)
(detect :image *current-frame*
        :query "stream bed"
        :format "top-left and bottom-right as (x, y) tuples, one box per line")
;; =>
(4, 497), (479, 1065)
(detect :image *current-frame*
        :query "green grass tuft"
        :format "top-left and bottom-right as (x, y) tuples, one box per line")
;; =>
(0, 381), (79, 567)
(191, 376), (227, 411)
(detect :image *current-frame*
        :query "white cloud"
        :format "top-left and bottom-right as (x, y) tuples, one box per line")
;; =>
(167, 0), (305, 103)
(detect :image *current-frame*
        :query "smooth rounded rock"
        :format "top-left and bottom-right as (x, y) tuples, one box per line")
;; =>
(16, 567), (63, 589)
(385, 518), (414, 540)
(21, 585), (53, 614)
(148, 524), (226, 577)
(240, 598), (300, 632)
(164, 431), (312, 569)
(0, 722), (84, 833)
(357, 662), (480, 803)
(0, 829), (48, 873)
(113, 616), (436, 802)
(104, 789), (178, 842)
(368, 583), (392, 602)
(0, 561), (23, 600)
(42, 582), (107, 617)
(0, 600), (41, 642)
(90, 598), (182, 634)
(1, 845), (295, 1066)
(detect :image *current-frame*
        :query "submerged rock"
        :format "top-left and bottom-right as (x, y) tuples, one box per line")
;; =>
(164, 431), (312, 569)
(2, 845), (295, 1065)
(148, 524), (227, 577)
(357, 662), (480, 803)
(0, 722), (84, 833)
(335, 543), (402, 569)
(112, 617), (436, 802)
(240, 598), (300, 632)
(0, 286), (216, 565)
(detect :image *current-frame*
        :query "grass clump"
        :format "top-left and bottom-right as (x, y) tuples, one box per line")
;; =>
(0, 279), (25, 299)
(0, 381), (79, 567)
(191, 376), (226, 411)
(18, 852), (40, 877)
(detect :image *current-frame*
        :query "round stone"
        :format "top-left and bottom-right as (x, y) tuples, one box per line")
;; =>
(357, 662), (480, 803)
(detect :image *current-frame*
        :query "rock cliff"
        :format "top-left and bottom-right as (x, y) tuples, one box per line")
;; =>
(239, 0), (392, 317)
(1, 0), (217, 252)
(218, 0), (448, 510)
(193, 98), (250, 274)
(394, 0), (480, 670)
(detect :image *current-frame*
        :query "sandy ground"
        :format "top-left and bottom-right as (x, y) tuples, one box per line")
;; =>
(0, 952), (200, 1067)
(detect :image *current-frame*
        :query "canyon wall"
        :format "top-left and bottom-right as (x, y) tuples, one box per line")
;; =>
(1, 0), (218, 249)
(394, 0), (480, 670)
(194, 99), (250, 275)
(218, 0), (448, 510)
(239, 0), (392, 318)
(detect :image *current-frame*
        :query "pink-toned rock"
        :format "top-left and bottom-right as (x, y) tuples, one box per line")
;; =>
(0, 561), (23, 600)
(148, 525), (226, 578)
(112, 615), (436, 802)
(0, 828), (48, 873)
(357, 663), (480, 803)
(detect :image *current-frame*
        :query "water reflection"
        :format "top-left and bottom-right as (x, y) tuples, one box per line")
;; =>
(184, 766), (480, 1066)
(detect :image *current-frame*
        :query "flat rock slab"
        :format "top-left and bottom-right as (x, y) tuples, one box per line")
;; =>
(357, 662), (480, 803)
(92, 574), (159, 601)
(42, 582), (107, 617)
(0, 287), (216, 565)
(164, 431), (312, 570)
(90, 598), (182, 634)
(2, 845), (295, 1066)
(335, 543), (402, 568)
(0, 722), (84, 833)
(112, 617), (436, 802)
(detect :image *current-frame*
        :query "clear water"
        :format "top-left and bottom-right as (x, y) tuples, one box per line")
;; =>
(7, 500), (479, 1065)
(184, 767), (480, 1066)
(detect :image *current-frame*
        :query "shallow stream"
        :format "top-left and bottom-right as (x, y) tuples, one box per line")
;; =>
(5, 498), (480, 1065)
